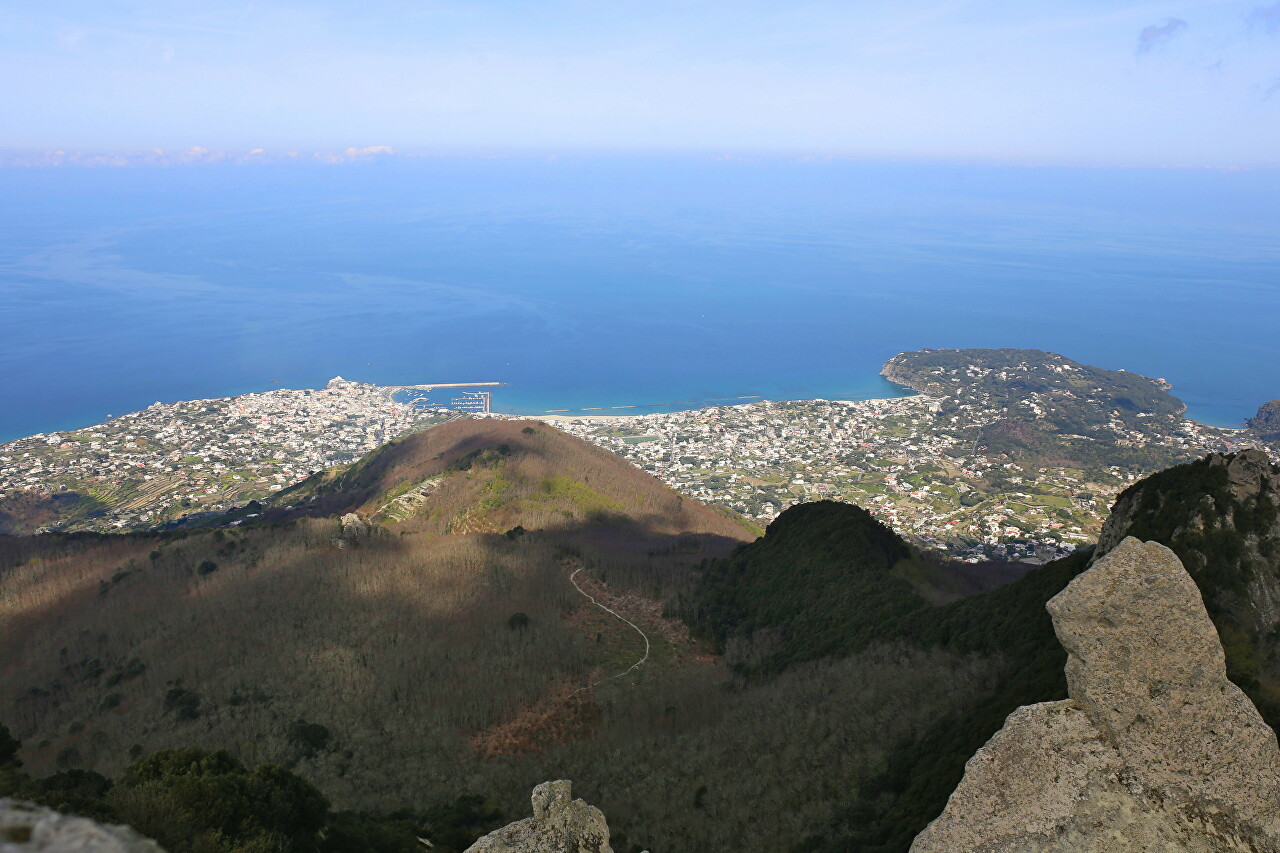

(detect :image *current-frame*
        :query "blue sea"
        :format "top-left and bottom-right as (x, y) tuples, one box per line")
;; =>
(1, 157), (1278, 444)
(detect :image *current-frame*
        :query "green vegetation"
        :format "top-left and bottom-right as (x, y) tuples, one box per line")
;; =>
(884, 348), (1184, 422)
(810, 551), (1090, 852)
(536, 476), (622, 516)
(0, 730), (503, 853)
(677, 496), (1093, 850)
(687, 501), (921, 671)
(881, 347), (1203, 471)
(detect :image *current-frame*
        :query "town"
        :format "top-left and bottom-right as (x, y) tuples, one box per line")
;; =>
(0, 378), (454, 532)
(3, 354), (1274, 560)
(547, 389), (1267, 561)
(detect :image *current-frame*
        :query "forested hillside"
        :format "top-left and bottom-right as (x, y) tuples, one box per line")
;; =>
(3, 428), (1278, 853)
(686, 500), (1027, 672)
(879, 347), (1215, 469)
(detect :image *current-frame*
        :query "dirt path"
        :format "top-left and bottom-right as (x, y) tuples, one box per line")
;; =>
(567, 565), (651, 696)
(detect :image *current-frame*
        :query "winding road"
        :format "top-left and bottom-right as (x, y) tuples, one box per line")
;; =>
(567, 565), (651, 696)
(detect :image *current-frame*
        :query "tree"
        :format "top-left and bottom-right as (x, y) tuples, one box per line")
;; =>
(112, 748), (327, 853)
(0, 724), (19, 768)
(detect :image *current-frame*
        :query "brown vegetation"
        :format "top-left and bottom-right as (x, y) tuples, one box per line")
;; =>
(0, 420), (1019, 851)
(0, 491), (103, 535)
(264, 419), (753, 543)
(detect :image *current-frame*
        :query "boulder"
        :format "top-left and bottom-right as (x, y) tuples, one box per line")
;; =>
(334, 512), (370, 548)
(910, 537), (1280, 852)
(0, 799), (165, 853)
(464, 780), (612, 853)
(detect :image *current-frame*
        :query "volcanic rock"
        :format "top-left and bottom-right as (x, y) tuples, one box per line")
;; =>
(910, 537), (1280, 852)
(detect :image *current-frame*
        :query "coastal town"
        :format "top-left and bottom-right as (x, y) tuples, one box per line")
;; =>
(0, 378), (453, 532)
(2, 351), (1275, 559)
(548, 352), (1276, 559)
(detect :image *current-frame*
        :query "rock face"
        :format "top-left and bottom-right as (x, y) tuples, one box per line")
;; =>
(333, 512), (371, 548)
(1249, 401), (1280, 441)
(1094, 450), (1280, 724)
(464, 781), (612, 853)
(0, 799), (165, 852)
(910, 537), (1280, 853)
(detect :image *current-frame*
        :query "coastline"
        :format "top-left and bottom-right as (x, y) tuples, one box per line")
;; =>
(530, 393), (920, 424)
(0, 366), (1257, 447)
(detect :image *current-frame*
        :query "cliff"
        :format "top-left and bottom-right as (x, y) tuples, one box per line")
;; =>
(910, 537), (1280, 852)
(1250, 401), (1280, 442)
(1095, 449), (1280, 724)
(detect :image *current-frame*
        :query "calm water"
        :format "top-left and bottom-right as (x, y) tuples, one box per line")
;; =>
(1, 157), (1278, 443)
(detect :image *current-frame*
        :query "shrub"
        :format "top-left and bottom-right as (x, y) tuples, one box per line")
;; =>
(286, 720), (331, 759)
(0, 724), (19, 768)
(163, 688), (201, 721)
(113, 748), (328, 853)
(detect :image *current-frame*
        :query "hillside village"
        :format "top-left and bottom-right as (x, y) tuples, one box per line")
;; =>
(550, 377), (1267, 559)
(0, 378), (452, 531)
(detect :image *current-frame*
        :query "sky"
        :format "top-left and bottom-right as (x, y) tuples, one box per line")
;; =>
(2, 1), (1279, 166)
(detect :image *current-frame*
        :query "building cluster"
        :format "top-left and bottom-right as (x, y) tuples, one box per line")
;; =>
(544, 392), (1264, 560)
(5, 364), (1274, 560)
(0, 378), (446, 531)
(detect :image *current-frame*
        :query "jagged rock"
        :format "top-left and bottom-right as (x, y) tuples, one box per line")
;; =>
(910, 538), (1280, 853)
(1249, 401), (1280, 441)
(1095, 450), (1280, 638)
(333, 512), (370, 548)
(464, 781), (612, 853)
(1095, 450), (1277, 557)
(0, 799), (165, 852)
(1222, 448), (1280, 503)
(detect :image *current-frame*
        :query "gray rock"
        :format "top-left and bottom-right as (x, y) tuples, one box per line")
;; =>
(1095, 450), (1280, 636)
(464, 781), (612, 853)
(334, 512), (371, 548)
(910, 537), (1280, 853)
(0, 800), (165, 853)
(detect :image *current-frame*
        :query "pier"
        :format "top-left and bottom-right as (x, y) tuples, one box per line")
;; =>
(542, 395), (762, 415)
(385, 381), (504, 414)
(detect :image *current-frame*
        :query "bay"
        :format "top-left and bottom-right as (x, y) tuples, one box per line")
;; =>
(1, 157), (1278, 443)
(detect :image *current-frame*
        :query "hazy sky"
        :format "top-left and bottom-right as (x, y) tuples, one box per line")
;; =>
(3, 0), (1280, 165)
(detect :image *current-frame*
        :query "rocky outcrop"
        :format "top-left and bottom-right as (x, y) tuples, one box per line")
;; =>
(464, 781), (612, 853)
(0, 800), (165, 852)
(1249, 401), (1280, 442)
(1096, 450), (1280, 639)
(333, 512), (371, 548)
(910, 537), (1280, 853)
